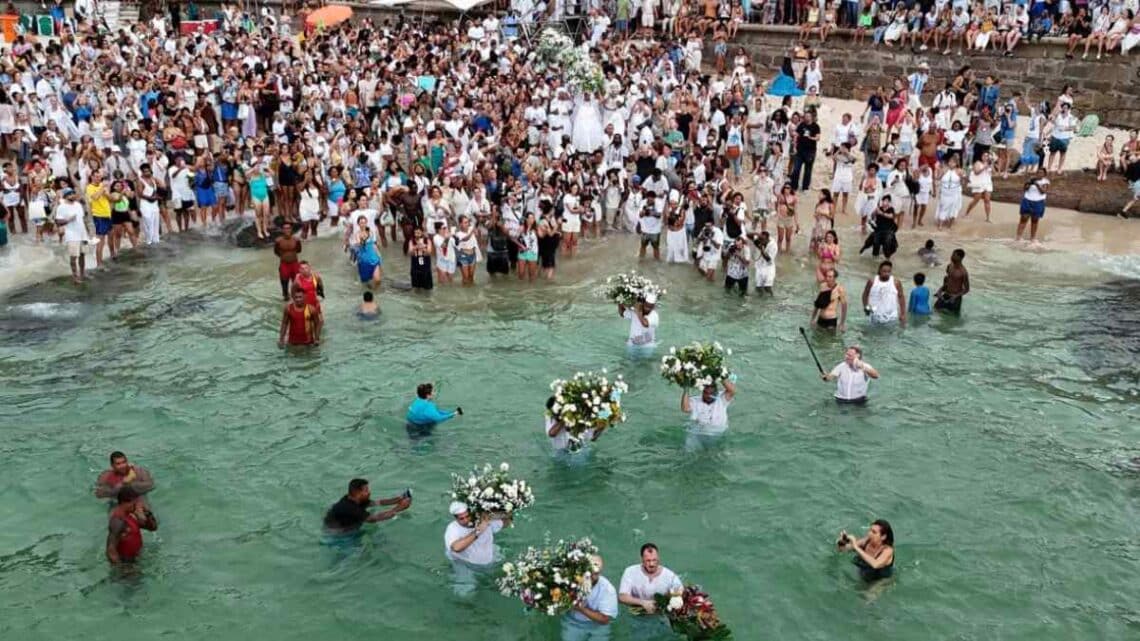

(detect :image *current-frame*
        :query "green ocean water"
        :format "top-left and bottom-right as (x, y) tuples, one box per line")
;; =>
(2, 229), (1138, 641)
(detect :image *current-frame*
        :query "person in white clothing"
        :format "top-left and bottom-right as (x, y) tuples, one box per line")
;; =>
(561, 554), (618, 641)
(54, 189), (89, 283)
(444, 501), (511, 596)
(751, 230), (778, 295)
(545, 396), (597, 452)
(821, 345), (880, 404)
(861, 261), (906, 327)
(680, 378), (736, 434)
(618, 294), (659, 351)
(618, 543), (683, 614)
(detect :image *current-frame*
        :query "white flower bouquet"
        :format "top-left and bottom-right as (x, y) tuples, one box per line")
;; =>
(498, 536), (599, 616)
(567, 57), (605, 94)
(660, 341), (733, 389)
(450, 463), (535, 521)
(596, 272), (666, 307)
(535, 28), (575, 71)
(548, 370), (628, 452)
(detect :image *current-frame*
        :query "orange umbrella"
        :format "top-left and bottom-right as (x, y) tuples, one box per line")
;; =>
(305, 4), (353, 28)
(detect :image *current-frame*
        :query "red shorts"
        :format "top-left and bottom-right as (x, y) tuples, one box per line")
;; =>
(279, 260), (301, 282)
(918, 154), (938, 170)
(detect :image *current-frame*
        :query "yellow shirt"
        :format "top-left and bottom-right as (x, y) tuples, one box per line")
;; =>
(87, 183), (111, 219)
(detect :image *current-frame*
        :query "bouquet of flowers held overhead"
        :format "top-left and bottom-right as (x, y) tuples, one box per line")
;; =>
(547, 371), (628, 452)
(597, 272), (667, 307)
(499, 536), (599, 616)
(654, 585), (733, 640)
(660, 341), (733, 389)
(450, 462), (535, 521)
(535, 28), (576, 70)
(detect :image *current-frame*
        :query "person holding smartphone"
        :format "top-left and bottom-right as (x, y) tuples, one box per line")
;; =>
(836, 519), (895, 581)
(821, 345), (879, 404)
(323, 478), (412, 536)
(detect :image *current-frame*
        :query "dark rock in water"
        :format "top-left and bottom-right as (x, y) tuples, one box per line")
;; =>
(112, 295), (211, 329)
(383, 278), (413, 291)
(234, 223), (284, 249)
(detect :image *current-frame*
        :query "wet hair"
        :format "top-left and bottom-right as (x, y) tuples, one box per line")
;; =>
(640, 543), (659, 557)
(872, 519), (894, 545)
(110, 451), (126, 464)
(348, 478), (369, 494)
(363, 292), (374, 302)
(416, 383), (434, 399)
(914, 273), (926, 286)
(847, 345), (864, 357)
(924, 239), (935, 250)
(880, 261), (893, 270)
(952, 248), (966, 260)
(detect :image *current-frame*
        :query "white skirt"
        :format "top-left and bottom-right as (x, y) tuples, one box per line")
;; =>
(935, 192), (962, 221)
(665, 228), (689, 263)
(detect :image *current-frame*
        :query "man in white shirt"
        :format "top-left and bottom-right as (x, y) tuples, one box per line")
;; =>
(444, 501), (511, 595)
(619, 294), (659, 350)
(618, 543), (683, 615)
(545, 396), (596, 452)
(636, 195), (663, 260)
(821, 345), (880, 404)
(54, 189), (89, 283)
(1046, 103), (1078, 173)
(562, 554), (619, 640)
(680, 377), (736, 434)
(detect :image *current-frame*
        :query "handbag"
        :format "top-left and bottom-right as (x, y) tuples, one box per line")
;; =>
(726, 145), (742, 159)
(237, 104), (251, 120)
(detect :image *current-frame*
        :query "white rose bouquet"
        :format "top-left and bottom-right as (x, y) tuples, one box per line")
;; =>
(547, 370), (629, 452)
(660, 341), (733, 389)
(498, 536), (599, 616)
(450, 463), (535, 521)
(535, 28), (576, 71)
(596, 272), (666, 307)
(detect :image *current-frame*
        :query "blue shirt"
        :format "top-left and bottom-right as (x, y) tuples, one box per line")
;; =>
(406, 398), (456, 427)
(908, 285), (931, 315)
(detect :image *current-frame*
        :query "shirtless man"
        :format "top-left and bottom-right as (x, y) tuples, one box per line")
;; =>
(274, 221), (302, 301)
(279, 288), (322, 347)
(106, 487), (158, 564)
(94, 451), (155, 501)
(934, 248), (970, 313)
(917, 127), (941, 176)
(811, 267), (848, 331)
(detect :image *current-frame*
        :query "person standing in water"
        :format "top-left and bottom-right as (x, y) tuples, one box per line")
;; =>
(95, 451), (155, 502)
(358, 291), (379, 319)
(406, 382), (463, 429)
(861, 261), (907, 328)
(821, 345), (879, 404)
(274, 221), (302, 301)
(106, 487), (158, 564)
(680, 378), (737, 434)
(291, 261), (324, 310)
(618, 293), (659, 353)
(278, 288), (322, 347)
(323, 478), (412, 536)
(934, 248), (970, 313)
(836, 519), (895, 582)
(811, 268), (848, 332)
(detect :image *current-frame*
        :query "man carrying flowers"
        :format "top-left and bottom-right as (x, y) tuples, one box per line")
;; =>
(444, 501), (511, 596)
(561, 554), (619, 641)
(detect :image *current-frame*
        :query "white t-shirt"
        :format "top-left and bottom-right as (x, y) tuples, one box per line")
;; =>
(55, 201), (88, 243)
(1051, 114), (1077, 141)
(618, 565), (683, 601)
(569, 576), (619, 624)
(444, 519), (503, 566)
(545, 416), (593, 451)
(687, 393), (731, 432)
(830, 361), (872, 400)
(638, 209), (663, 234)
(623, 309), (659, 346)
(1024, 177), (1049, 202)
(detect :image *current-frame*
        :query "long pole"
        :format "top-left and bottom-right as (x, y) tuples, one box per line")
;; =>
(799, 327), (825, 375)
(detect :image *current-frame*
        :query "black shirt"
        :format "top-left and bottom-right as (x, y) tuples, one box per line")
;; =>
(796, 122), (821, 156)
(324, 495), (368, 531)
(693, 205), (714, 231)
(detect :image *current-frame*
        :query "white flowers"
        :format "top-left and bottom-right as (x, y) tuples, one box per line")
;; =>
(499, 537), (598, 617)
(668, 596), (684, 612)
(451, 463), (535, 521)
(547, 371), (630, 452)
(661, 341), (735, 389)
(596, 272), (666, 307)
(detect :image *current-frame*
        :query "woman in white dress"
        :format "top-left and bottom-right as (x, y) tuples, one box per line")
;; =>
(640, 0), (657, 31)
(298, 168), (323, 239)
(137, 166), (162, 245)
(963, 156), (994, 222)
(936, 157), (964, 230)
(570, 92), (606, 154)
(664, 191), (689, 263)
(560, 182), (583, 257)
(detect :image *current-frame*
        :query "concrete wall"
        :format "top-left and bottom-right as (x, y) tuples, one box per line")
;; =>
(717, 25), (1140, 129)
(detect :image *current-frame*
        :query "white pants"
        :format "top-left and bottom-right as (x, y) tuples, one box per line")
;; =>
(140, 201), (161, 245)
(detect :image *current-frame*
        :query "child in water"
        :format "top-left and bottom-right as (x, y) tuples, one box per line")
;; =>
(908, 273), (931, 316)
(358, 291), (379, 319)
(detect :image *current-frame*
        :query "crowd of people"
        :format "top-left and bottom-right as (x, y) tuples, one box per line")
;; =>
(12, 1), (1133, 634)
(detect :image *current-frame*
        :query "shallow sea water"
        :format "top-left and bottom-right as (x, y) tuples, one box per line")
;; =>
(2, 224), (1138, 641)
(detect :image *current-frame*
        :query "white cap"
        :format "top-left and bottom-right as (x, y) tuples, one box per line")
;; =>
(448, 501), (468, 516)
(643, 293), (658, 305)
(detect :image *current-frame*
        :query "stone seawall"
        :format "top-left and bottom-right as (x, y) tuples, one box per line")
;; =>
(711, 25), (1140, 130)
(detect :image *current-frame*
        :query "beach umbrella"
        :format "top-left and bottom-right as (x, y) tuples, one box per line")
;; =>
(305, 4), (353, 29)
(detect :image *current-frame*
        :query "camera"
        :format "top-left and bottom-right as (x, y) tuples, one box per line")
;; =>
(837, 533), (850, 546)
(402, 488), (413, 499)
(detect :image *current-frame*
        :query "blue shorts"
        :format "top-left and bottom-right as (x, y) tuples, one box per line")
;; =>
(93, 217), (112, 236)
(1048, 137), (1070, 153)
(715, 43), (728, 55)
(221, 102), (238, 120)
(457, 251), (476, 267)
(1020, 198), (1046, 220)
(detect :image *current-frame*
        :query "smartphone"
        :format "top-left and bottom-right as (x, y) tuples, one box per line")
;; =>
(402, 488), (413, 499)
